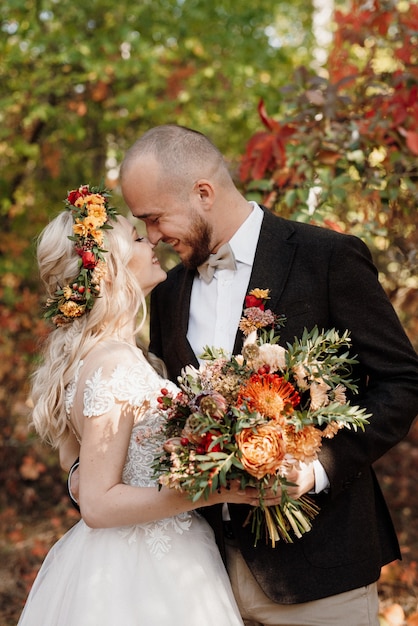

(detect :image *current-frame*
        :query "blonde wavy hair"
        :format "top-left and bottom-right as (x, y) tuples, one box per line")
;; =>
(31, 211), (162, 448)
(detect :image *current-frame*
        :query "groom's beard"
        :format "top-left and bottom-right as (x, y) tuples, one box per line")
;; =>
(181, 210), (213, 269)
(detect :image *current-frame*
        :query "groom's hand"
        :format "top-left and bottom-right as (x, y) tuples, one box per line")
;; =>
(286, 463), (315, 499)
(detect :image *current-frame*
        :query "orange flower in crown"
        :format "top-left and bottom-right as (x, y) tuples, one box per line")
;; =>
(44, 184), (119, 327)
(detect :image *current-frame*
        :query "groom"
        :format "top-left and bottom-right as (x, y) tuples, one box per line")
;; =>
(120, 124), (418, 625)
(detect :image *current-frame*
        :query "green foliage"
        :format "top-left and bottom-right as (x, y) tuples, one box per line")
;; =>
(239, 0), (418, 324)
(284, 326), (359, 392)
(0, 0), (315, 310)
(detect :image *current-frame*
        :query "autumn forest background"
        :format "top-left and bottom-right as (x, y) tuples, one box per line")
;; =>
(1, 1), (418, 624)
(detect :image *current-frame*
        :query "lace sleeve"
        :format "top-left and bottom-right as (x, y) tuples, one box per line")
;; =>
(83, 367), (118, 417)
(81, 342), (164, 418)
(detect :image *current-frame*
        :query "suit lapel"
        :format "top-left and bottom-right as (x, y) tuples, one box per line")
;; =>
(174, 268), (200, 369)
(233, 209), (297, 353)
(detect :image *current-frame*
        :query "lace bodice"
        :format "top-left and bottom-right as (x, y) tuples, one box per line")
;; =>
(65, 343), (177, 483)
(64, 341), (193, 559)
(81, 359), (168, 487)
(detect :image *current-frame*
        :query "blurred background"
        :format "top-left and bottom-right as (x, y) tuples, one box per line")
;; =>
(1, 1), (417, 623)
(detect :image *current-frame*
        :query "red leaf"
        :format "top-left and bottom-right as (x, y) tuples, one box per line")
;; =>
(257, 100), (278, 131)
(395, 43), (412, 65)
(406, 130), (418, 155)
(401, 3), (418, 30)
(371, 10), (392, 36)
(239, 131), (273, 181)
(251, 140), (275, 180)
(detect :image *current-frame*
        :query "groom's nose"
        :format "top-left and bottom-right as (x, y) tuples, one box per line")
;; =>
(146, 223), (163, 245)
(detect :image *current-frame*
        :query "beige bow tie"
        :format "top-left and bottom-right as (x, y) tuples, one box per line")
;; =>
(197, 243), (237, 283)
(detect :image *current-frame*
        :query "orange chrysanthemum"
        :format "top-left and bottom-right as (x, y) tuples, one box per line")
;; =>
(284, 424), (323, 463)
(238, 373), (300, 419)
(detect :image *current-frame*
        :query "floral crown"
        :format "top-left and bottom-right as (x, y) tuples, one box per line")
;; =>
(44, 184), (119, 327)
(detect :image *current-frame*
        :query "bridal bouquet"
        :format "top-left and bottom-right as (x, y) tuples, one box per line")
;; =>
(153, 288), (370, 546)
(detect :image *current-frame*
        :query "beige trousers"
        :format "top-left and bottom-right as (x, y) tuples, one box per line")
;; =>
(225, 542), (379, 626)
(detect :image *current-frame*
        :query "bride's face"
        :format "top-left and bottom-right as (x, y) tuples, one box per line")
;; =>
(120, 217), (167, 296)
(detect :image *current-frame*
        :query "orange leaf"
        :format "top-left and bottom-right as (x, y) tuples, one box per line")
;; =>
(406, 612), (418, 626)
(31, 539), (49, 559)
(90, 80), (110, 102)
(8, 528), (24, 544)
(317, 150), (341, 166)
(19, 456), (46, 480)
(41, 142), (61, 178)
(381, 603), (405, 626)
(323, 219), (345, 233)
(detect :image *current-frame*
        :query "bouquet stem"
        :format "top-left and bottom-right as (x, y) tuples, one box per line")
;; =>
(247, 495), (320, 547)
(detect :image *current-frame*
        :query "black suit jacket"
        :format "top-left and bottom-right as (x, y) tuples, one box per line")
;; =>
(150, 208), (418, 603)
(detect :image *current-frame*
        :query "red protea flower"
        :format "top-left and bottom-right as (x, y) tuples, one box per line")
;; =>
(196, 391), (227, 419)
(238, 373), (300, 419)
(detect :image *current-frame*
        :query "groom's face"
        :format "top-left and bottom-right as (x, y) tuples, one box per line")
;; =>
(177, 210), (213, 269)
(122, 156), (214, 268)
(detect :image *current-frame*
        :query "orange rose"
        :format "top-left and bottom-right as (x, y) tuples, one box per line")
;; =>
(236, 422), (286, 480)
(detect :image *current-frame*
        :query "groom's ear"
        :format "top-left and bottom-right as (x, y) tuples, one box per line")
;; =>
(193, 179), (214, 209)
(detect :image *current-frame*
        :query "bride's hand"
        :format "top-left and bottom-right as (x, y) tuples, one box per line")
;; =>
(202, 461), (315, 508)
(206, 480), (283, 507)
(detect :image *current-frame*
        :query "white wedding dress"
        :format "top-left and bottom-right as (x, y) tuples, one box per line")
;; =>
(18, 341), (243, 626)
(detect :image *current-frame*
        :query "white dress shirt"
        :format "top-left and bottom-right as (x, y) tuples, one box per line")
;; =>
(187, 202), (328, 494)
(188, 202), (263, 359)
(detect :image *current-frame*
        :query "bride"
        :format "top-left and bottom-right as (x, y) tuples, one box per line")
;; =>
(18, 185), (271, 626)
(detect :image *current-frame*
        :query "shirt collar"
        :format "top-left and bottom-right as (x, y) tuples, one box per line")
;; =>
(229, 202), (263, 266)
